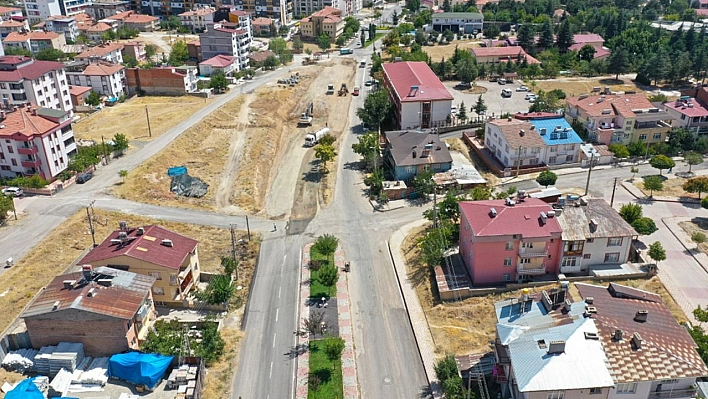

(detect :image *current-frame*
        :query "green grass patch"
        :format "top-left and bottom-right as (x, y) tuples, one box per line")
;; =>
(364, 33), (386, 48)
(308, 340), (344, 399)
(310, 247), (336, 298)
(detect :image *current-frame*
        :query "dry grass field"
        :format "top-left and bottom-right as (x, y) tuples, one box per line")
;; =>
(533, 77), (644, 99)
(424, 41), (482, 62)
(633, 176), (696, 199)
(403, 224), (687, 356)
(73, 96), (214, 143)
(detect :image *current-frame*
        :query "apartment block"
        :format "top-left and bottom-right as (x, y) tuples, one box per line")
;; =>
(0, 20), (29, 40)
(75, 42), (124, 63)
(199, 22), (251, 70)
(65, 60), (126, 98)
(299, 6), (343, 41)
(43, 15), (79, 42)
(0, 56), (73, 114)
(229, 0), (292, 25)
(3, 31), (67, 54)
(23, 0), (90, 25)
(179, 6), (215, 31)
(85, 0), (131, 21)
(0, 105), (75, 180)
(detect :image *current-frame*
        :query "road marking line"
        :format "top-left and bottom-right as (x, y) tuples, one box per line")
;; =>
(276, 308), (279, 322)
(278, 286), (282, 298)
(270, 362), (273, 379)
(273, 333), (277, 348)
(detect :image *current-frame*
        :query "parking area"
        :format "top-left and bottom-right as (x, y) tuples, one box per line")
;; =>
(443, 80), (534, 119)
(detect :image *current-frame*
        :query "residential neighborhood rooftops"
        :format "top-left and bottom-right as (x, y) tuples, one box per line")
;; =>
(81, 62), (125, 76)
(567, 43), (610, 58)
(459, 198), (562, 238)
(69, 85), (92, 96)
(382, 61), (453, 103)
(79, 225), (198, 269)
(0, 6), (21, 13)
(528, 117), (583, 146)
(0, 106), (66, 138)
(252, 17), (272, 25)
(494, 296), (615, 392)
(179, 7), (215, 17)
(247, 50), (275, 63)
(0, 57), (64, 81)
(0, 20), (24, 27)
(470, 47), (541, 64)
(4, 31), (61, 42)
(124, 14), (158, 23)
(572, 33), (604, 44)
(21, 266), (155, 320)
(664, 98), (708, 117)
(557, 199), (636, 241)
(385, 130), (452, 167)
(576, 283), (708, 383)
(199, 54), (236, 67)
(488, 118), (546, 149)
(566, 94), (658, 118)
(431, 11), (483, 19)
(75, 42), (124, 59)
(86, 22), (113, 32)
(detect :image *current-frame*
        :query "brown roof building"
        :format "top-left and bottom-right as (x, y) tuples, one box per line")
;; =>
(384, 130), (453, 180)
(21, 266), (156, 357)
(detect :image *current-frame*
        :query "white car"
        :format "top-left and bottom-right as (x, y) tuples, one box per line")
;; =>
(525, 93), (536, 100)
(529, 97), (536, 103)
(2, 187), (23, 197)
(516, 86), (529, 92)
(450, 105), (458, 115)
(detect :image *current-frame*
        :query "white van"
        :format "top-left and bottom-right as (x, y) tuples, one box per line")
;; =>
(360, 59), (366, 68)
(501, 88), (512, 98)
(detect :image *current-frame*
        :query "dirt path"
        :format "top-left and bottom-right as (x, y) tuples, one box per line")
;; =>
(215, 92), (255, 214)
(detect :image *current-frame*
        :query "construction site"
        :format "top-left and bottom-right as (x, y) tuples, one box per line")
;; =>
(116, 57), (358, 220)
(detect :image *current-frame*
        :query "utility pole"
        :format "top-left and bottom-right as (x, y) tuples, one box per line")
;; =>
(86, 200), (96, 247)
(432, 186), (438, 229)
(9, 196), (16, 220)
(516, 145), (523, 177)
(101, 135), (108, 165)
(145, 106), (152, 138)
(230, 224), (239, 280)
(245, 215), (251, 241)
(584, 152), (595, 196)
(610, 177), (619, 207)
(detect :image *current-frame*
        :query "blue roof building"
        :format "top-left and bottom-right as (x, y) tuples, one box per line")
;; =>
(528, 117), (583, 165)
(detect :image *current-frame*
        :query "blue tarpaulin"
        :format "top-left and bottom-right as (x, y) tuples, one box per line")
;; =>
(108, 352), (173, 389)
(5, 377), (44, 399)
(167, 166), (187, 177)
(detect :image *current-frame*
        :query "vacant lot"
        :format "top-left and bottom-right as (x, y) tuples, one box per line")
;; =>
(424, 41), (482, 62)
(73, 96), (214, 143)
(114, 97), (245, 211)
(633, 176), (695, 199)
(680, 220), (708, 257)
(533, 77), (644, 99)
(403, 224), (686, 356)
(0, 209), (258, 337)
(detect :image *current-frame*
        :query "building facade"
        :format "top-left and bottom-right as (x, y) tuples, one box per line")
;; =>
(75, 42), (124, 63)
(382, 61), (454, 130)
(459, 198), (563, 285)
(23, 0), (89, 24)
(0, 56), (73, 114)
(66, 61), (126, 97)
(121, 41), (147, 62)
(3, 31), (67, 54)
(179, 6), (215, 31)
(565, 94), (674, 145)
(663, 96), (708, 135)
(0, 20), (29, 40)
(86, 0), (131, 20)
(125, 66), (198, 95)
(21, 266), (156, 357)
(299, 6), (343, 41)
(229, 0), (291, 25)
(44, 16), (79, 42)
(484, 117), (547, 168)
(79, 224), (201, 306)
(199, 22), (251, 70)
(430, 12), (483, 34)
(471, 46), (541, 64)
(199, 54), (237, 76)
(383, 130), (453, 180)
(0, 106), (75, 180)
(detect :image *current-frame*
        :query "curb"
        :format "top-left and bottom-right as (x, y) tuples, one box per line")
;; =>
(661, 217), (708, 273)
(621, 181), (701, 205)
(295, 244), (312, 399)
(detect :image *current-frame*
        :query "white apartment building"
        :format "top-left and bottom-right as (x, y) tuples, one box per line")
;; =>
(0, 6), (24, 20)
(23, 0), (89, 24)
(75, 42), (124, 64)
(0, 106), (76, 180)
(0, 56), (72, 114)
(199, 22), (251, 70)
(44, 16), (79, 42)
(66, 61), (125, 98)
(484, 117), (547, 168)
(178, 6), (215, 31)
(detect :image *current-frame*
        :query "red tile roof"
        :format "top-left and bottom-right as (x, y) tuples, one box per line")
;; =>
(0, 6), (21, 14)
(124, 14), (158, 24)
(69, 85), (91, 96)
(312, 6), (341, 17)
(73, 12), (92, 22)
(79, 225), (198, 270)
(4, 30), (61, 42)
(179, 7), (215, 17)
(697, 8), (708, 15)
(568, 43), (610, 58)
(459, 198), (562, 238)
(566, 94), (656, 118)
(0, 56), (64, 81)
(200, 54), (236, 67)
(664, 97), (708, 117)
(383, 61), (453, 103)
(86, 22), (113, 32)
(0, 20), (24, 27)
(252, 17), (272, 26)
(471, 46), (541, 64)
(81, 61), (125, 76)
(107, 10), (134, 21)
(572, 33), (604, 44)
(230, 10), (250, 17)
(0, 106), (62, 138)
(75, 42), (123, 59)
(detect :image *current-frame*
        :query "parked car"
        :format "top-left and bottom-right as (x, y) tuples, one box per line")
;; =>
(2, 187), (23, 197)
(450, 105), (458, 115)
(529, 97), (536, 103)
(455, 82), (472, 89)
(501, 88), (512, 98)
(525, 93), (536, 100)
(365, 80), (373, 86)
(516, 86), (529, 92)
(498, 79), (507, 85)
(353, 87), (360, 96)
(76, 173), (93, 184)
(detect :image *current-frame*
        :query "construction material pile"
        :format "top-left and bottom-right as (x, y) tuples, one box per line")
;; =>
(49, 368), (72, 397)
(34, 342), (85, 378)
(170, 173), (209, 198)
(70, 356), (109, 386)
(1, 348), (38, 372)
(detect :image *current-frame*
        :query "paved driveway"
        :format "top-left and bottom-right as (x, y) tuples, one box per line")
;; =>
(443, 80), (534, 120)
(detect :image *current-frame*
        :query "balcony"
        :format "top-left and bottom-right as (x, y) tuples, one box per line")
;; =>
(647, 388), (698, 399)
(18, 145), (38, 155)
(517, 263), (546, 275)
(519, 247), (548, 257)
(21, 158), (40, 168)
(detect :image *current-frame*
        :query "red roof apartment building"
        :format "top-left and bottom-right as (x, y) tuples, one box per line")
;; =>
(459, 197), (563, 285)
(382, 61), (454, 130)
(471, 47), (541, 64)
(0, 105), (76, 180)
(0, 56), (73, 114)
(21, 266), (157, 357)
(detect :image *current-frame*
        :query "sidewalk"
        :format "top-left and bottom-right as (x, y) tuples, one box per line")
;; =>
(388, 219), (443, 399)
(297, 244), (360, 399)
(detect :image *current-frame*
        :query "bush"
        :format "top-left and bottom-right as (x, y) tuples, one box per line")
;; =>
(323, 336), (346, 361)
(310, 259), (323, 271)
(318, 264), (339, 286)
(702, 197), (708, 209)
(312, 234), (339, 256)
(8, 174), (48, 189)
(549, 88), (566, 99)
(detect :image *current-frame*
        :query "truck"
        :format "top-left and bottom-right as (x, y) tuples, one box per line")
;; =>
(304, 127), (331, 147)
(298, 103), (314, 127)
(359, 59), (366, 68)
(326, 84), (335, 95)
(340, 48), (353, 55)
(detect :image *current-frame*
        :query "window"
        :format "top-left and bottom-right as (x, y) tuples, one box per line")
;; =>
(127, 319), (132, 329)
(169, 274), (179, 285)
(565, 144), (575, 151)
(639, 134), (648, 140)
(405, 166), (415, 174)
(616, 383), (637, 394)
(586, 238), (594, 243)
(583, 254), (591, 259)
(653, 133), (662, 140)
(561, 257), (577, 267)
(550, 146), (556, 152)
(590, 388), (603, 395)
(607, 237), (623, 246)
(148, 272), (162, 280)
(10, 159), (15, 167)
(564, 241), (583, 252)
(504, 257), (512, 266)
(520, 258), (531, 264)
(502, 273), (511, 282)
(152, 286), (165, 296)
(604, 253), (620, 262)
(522, 242), (533, 248)
(505, 241), (513, 250)
(548, 156), (557, 164)
(547, 391), (564, 399)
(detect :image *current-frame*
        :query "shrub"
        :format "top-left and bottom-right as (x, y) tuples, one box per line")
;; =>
(318, 264), (339, 286)
(312, 234), (339, 256)
(310, 259), (323, 271)
(323, 336), (346, 361)
(702, 196), (708, 209)
(8, 174), (48, 189)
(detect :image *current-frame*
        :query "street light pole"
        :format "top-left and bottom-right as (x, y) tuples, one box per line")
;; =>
(584, 151), (596, 196)
(516, 145), (523, 177)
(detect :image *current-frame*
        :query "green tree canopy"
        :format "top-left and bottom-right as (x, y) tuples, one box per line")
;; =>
(316, 33), (331, 52)
(607, 48), (631, 80)
(314, 142), (337, 171)
(356, 88), (393, 130)
(631, 217), (658, 235)
(209, 71), (228, 93)
(112, 133), (129, 156)
(608, 143), (630, 159)
(619, 203), (643, 224)
(35, 48), (66, 61)
(536, 170), (558, 187)
(643, 175), (664, 197)
(650, 154), (675, 175)
(473, 95), (487, 116)
(351, 131), (380, 171)
(648, 241), (666, 263)
(85, 91), (101, 106)
(684, 151), (704, 172)
(168, 40), (189, 66)
(683, 176), (708, 199)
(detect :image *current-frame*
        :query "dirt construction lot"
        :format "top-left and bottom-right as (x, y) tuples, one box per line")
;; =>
(424, 41), (482, 62)
(402, 224), (686, 357)
(73, 96), (214, 143)
(117, 58), (357, 218)
(533, 76), (644, 99)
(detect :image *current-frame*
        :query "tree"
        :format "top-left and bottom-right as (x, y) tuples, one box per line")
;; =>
(423, 190), (462, 223)
(35, 48), (65, 61)
(112, 133), (129, 156)
(221, 256), (237, 275)
(144, 44), (157, 62)
(308, 373), (321, 394)
(85, 91), (101, 106)
(536, 170), (558, 187)
(692, 231), (707, 249)
(628, 141), (647, 158)
(356, 88), (392, 130)
(650, 154), (675, 175)
(529, 90), (559, 113)
(608, 143), (630, 159)
(323, 336), (346, 361)
(392, 10), (399, 25)
(369, 24), (377, 43)
(442, 29), (455, 43)
(435, 354), (466, 399)
(631, 167), (639, 180)
(470, 186), (492, 200)
(0, 194), (13, 222)
(314, 142), (337, 171)
(168, 40), (189, 66)
(313, 234), (338, 255)
(300, 310), (326, 337)
(118, 169), (128, 182)
(648, 241), (667, 264)
(619, 203), (643, 224)
(457, 101), (467, 122)
(196, 274), (234, 304)
(632, 217), (658, 235)
(473, 95), (487, 116)
(578, 44), (597, 61)
(316, 33), (331, 52)
(517, 24), (534, 51)
(418, 221), (454, 266)
(412, 169), (435, 196)
(4, 47), (32, 57)
(406, 0), (420, 12)
(608, 48), (631, 80)
(539, 20), (554, 49)
(263, 55), (280, 69)
(683, 176), (708, 199)
(685, 151), (704, 172)
(352, 131), (380, 171)
(643, 175), (664, 197)
(556, 19), (574, 53)
(209, 71), (228, 93)
(318, 264), (339, 287)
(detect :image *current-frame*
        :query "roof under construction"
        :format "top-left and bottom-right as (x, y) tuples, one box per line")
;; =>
(21, 265), (155, 320)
